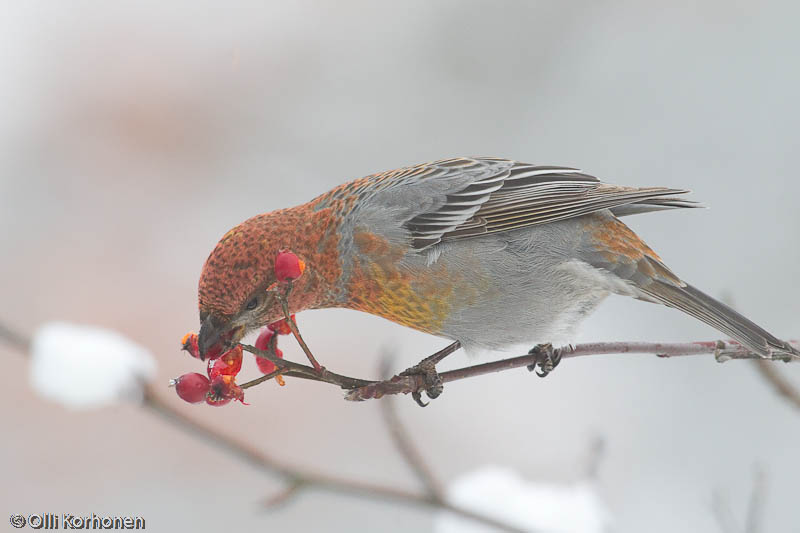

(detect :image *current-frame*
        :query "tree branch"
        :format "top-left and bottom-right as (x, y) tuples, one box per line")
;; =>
(378, 356), (446, 501)
(753, 359), (800, 410)
(711, 466), (766, 533)
(239, 336), (800, 403)
(2, 320), (524, 533)
(345, 340), (799, 401)
(143, 387), (523, 532)
(3, 316), (798, 533)
(745, 466), (766, 533)
(249, 274), (800, 403)
(0, 321), (31, 353)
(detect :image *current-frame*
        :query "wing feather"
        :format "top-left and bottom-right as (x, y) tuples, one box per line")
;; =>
(403, 157), (699, 250)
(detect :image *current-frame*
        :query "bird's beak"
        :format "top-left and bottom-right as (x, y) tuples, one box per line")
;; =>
(198, 314), (228, 361)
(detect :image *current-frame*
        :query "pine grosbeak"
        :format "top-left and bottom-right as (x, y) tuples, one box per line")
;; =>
(196, 157), (798, 363)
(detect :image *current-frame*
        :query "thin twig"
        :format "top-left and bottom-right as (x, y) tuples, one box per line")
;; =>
(584, 436), (606, 480)
(143, 389), (525, 532)
(2, 320), (523, 533)
(239, 344), (373, 389)
(264, 280), (800, 405)
(279, 281), (323, 372)
(711, 488), (740, 533)
(345, 340), (800, 401)
(753, 359), (800, 410)
(141, 387), (293, 479)
(711, 466), (767, 533)
(745, 466), (766, 533)
(379, 355), (446, 501)
(239, 368), (285, 390)
(0, 321), (31, 353)
(261, 479), (305, 509)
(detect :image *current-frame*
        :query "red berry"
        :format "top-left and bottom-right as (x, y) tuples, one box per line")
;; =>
(208, 375), (245, 405)
(254, 327), (284, 374)
(206, 345), (225, 360)
(268, 315), (295, 335)
(181, 332), (201, 359)
(254, 328), (275, 351)
(207, 345), (243, 380)
(172, 373), (210, 404)
(256, 346), (284, 375)
(186, 328), (242, 362)
(274, 250), (305, 282)
(205, 396), (231, 407)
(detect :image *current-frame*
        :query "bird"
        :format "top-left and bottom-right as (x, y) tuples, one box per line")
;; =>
(196, 156), (798, 374)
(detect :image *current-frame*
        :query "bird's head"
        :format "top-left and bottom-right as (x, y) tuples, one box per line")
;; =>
(196, 208), (341, 360)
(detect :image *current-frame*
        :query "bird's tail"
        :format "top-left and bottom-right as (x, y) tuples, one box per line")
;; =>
(642, 281), (799, 358)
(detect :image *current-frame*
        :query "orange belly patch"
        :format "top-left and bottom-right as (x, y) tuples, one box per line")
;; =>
(346, 231), (477, 333)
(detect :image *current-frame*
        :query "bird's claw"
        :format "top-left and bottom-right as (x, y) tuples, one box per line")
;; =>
(527, 343), (562, 378)
(401, 360), (443, 407)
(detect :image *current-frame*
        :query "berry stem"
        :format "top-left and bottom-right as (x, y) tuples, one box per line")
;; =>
(279, 280), (324, 373)
(239, 343), (372, 389)
(239, 368), (284, 390)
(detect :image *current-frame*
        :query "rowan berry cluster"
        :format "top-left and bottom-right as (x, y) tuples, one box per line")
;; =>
(170, 251), (305, 406)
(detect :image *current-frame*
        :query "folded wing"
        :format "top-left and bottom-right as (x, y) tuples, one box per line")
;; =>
(403, 157), (700, 250)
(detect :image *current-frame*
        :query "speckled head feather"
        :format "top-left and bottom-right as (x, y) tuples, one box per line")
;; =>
(198, 205), (344, 320)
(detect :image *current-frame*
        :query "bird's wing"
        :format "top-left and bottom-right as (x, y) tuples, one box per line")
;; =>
(383, 157), (699, 251)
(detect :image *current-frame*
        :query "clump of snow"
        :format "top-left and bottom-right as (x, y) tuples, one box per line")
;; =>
(435, 466), (611, 533)
(29, 322), (157, 409)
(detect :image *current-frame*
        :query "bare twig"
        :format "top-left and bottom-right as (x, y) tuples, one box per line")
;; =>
(711, 466), (767, 533)
(753, 359), (800, 410)
(260, 277), (800, 404)
(241, 330), (799, 403)
(345, 340), (800, 401)
(584, 436), (606, 480)
(242, 326), (800, 401)
(262, 479), (305, 509)
(2, 320), (523, 533)
(239, 344), (373, 389)
(5, 316), (797, 532)
(278, 280), (324, 372)
(745, 466), (766, 533)
(379, 355), (446, 500)
(144, 387), (523, 531)
(712, 488), (740, 533)
(0, 321), (31, 353)
(239, 367), (285, 390)
(143, 388), (524, 531)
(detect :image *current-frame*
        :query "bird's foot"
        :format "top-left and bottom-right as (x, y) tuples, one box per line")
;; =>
(526, 343), (562, 378)
(400, 359), (444, 407)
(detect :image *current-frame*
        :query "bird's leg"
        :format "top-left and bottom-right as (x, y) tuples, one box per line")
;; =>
(526, 343), (563, 378)
(400, 341), (461, 407)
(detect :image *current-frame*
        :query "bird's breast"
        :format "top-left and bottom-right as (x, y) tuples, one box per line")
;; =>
(344, 231), (483, 334)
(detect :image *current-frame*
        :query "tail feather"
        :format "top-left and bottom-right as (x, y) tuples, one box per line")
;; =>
(643, 281), (799, 358)
(610, 197), (703, 217)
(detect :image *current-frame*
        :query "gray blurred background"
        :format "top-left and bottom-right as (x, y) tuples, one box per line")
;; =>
(2, 1), (799, 531)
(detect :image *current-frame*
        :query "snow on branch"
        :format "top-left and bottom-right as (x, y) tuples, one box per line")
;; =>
(29, 322), (156, 409)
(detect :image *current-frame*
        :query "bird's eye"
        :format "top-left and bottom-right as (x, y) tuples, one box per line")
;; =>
(245, 297), (259, 311)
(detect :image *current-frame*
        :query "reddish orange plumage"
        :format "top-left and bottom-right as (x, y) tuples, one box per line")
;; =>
(198, 205), (344, 320)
